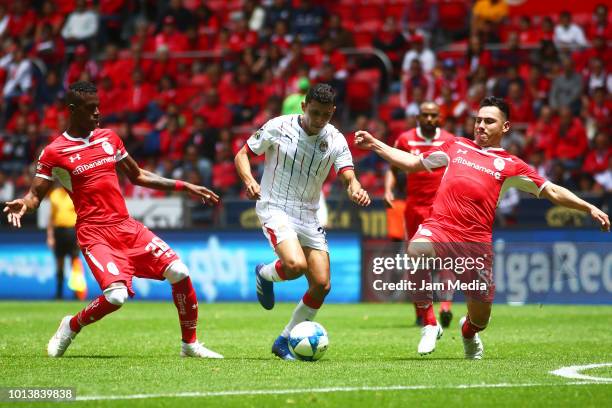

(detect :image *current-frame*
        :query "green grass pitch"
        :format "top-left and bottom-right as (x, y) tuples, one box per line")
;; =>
(1, 302), (611, 407)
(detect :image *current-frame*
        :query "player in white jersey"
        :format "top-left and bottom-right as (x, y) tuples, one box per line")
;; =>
(235, 83), (371, 360)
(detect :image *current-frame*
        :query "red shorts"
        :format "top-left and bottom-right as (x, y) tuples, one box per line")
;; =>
(412, 222), (495, 303)
(76, 217), (180, 297)
(403, 205), (432, 240)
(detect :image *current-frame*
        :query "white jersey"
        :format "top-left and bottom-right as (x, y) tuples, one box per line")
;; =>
(247, 114), (353, 221)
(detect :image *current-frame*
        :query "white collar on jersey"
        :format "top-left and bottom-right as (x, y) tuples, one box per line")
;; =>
(416, 126), (440, 140)
(62, 130), (94, 142)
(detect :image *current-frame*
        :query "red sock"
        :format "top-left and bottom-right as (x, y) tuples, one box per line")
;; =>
(440, 301), (452, 312)
(461, 316), (484, 339)
(302, 292), (323, 309)
(414, 303), (425, 318)
(420, 304), (437, 326)
(69, 295), (121, 333)
(172, 277), (198, 343)
(274, 260), (287, 280)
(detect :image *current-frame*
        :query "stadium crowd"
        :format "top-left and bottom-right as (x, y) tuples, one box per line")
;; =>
(0, 0), (610, 204)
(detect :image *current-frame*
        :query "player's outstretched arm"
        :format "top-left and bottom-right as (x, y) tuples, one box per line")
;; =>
(540, 183), (610, 231)
(116, 155), (219, 205)
(383, 168), (396, 208)
(354, 131), (426, 173)
(339, 169), (371, 207)
(234, 145), (261, 200)
(3, 176), (52, 228)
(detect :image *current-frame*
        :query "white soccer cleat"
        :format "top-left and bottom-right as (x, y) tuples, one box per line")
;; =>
(418, 324), (443, 355)
(459, 316), (484, 360)
(180, 341), (224, 359)
(47, 315), (77, 357)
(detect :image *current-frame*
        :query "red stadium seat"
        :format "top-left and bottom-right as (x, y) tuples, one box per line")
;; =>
(346, 69), (381, 113)
(438, 0), (469, 31)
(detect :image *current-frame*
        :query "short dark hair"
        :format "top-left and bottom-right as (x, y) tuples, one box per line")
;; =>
(305, 83), (336, 105)
(479, 96), (510, 121)
(67, 81), (97, 105)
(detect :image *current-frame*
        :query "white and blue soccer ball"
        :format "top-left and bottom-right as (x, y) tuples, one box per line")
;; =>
(288, 321), (329, 361)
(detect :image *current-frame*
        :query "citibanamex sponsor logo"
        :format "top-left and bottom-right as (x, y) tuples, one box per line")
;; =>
(453, 157), (501, 180)
(72, 156), (116, 175)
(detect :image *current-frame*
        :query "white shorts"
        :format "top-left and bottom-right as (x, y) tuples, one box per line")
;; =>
(256, 205), (328, 252)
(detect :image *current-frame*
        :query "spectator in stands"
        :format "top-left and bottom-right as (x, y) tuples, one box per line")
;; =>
(197, 88), (234, 130)
(188, 115), (217, 162)
(154, 16), (188, 53)
(124, 68), (156, 123)
(291, 0), (326, 45)
(465, 35), (492, 76)
(265, 0), (292, 35)
(471, 0), (508, 39)
(526, 65), (551, 112)
(584, 86), (611, 136)
(64, 45), (99, 87)
(517, 16), (540, 46)
(401, 0), (438, 38)
(548, 106), (588, 169)
(158, 0), (194, 32)
(36, 1), (65, 37)
(310, 36), (348, 79)
(0, 46), (32, 122)
(0, 170), (14, 202)
(550, 57), (583, 114)
(582, 131), (611, 176)
(61, 0), (99, 49)
(401, 33), (436, 74)
(525, 105), (557, 158)
(587, 4), (611, 40)
(507, 81), (534, 124)
(282, 76), (309, 115)
(327, 14), (354, 49)
(593, 156), (612, 192)
(583, 57), (611, 95)
(401, 59), (432, 109)
(33, 23), (65, 71)
(0, 5), (8, 37)
(7, 1), (36, 38)
(173, 144), (212, 187)
(554, 11), (588, 49)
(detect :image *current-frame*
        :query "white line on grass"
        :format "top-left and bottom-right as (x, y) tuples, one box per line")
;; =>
(75, 381), (610, 401)
(550, 363), (612, 382)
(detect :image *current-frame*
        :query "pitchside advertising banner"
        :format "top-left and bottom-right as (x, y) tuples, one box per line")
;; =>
(362, 230), (612, 305)
(1, 229), (611, 304)
(0, 230), (361, 302)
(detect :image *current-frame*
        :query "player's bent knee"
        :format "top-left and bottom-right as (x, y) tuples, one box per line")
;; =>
(284, 258), (308, 275)
(163, 261), (190, 284)
(311, 280), (331, 297)
(104, 285), (128, 306)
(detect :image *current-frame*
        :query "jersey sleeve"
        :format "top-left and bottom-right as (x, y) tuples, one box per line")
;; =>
(333, 133), (354, 174)
(35, 147), (56, 181)
(110, 130), (128, 161)
(505, 160), (549, 197)
(419, 139), (455, 172)
(246, 120), (275, 156)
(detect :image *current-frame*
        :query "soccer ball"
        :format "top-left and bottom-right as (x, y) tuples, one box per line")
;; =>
(288, 321), (329, 361)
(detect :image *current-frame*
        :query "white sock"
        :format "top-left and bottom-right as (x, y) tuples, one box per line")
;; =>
(281, 300), (318, 338)
(259, 260), (284, 282)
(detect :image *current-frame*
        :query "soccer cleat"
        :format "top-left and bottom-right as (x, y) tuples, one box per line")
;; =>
(47, 315), (77, 357)
(272, 335), (296, 360)
(255, 264), (275, 310)
(460, 316), (484, 360)
(417, 324), (443, 355)
(180, 341), (224, 359)
(439, 309), (453, 328)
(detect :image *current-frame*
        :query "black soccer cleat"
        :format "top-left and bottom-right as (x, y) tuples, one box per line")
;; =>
(439, 310), (453, 328)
